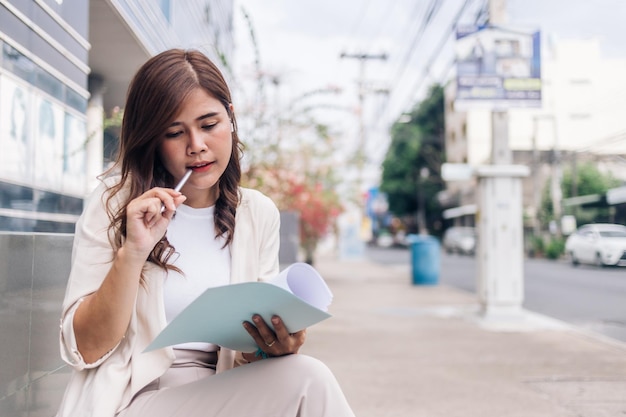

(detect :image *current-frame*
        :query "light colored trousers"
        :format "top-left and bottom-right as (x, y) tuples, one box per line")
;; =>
(117, 351), (355, 417)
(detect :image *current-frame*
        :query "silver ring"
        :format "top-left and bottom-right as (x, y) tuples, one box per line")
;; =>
(265, 339), (276, 347)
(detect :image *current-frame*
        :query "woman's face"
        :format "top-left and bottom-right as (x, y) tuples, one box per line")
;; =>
(157, 87), (233, 208)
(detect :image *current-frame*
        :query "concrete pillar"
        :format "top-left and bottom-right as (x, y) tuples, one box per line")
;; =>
(475, 165), (529, 320)
(279, 211), (300, 266)
(86, 75), (105, 194)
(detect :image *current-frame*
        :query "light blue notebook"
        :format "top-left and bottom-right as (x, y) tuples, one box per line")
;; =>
(145, 263), (333, 353)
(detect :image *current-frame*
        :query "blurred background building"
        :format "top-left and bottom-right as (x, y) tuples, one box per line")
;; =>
(0, 0), (234, 233)
(441, 37), (626, 230)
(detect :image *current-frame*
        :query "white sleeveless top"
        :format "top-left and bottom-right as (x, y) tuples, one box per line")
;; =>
(164, 203), (231, 351)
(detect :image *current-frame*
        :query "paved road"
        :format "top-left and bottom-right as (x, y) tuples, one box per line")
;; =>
(365, 245), (626, 342)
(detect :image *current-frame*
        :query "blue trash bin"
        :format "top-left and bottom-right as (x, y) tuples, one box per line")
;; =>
(408, 234), (440, 285)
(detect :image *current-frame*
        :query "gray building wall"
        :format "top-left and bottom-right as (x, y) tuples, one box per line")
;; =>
(0, 1), (90, 233)
(0, 233), (73, 416)
(1, 0), (89, 88)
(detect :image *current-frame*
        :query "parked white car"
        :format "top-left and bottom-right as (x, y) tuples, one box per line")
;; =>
(565, 223), (626, 267)
(442, 226), (476, 255)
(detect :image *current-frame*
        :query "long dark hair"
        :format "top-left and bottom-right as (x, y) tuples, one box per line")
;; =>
(104, 49), (242, 272)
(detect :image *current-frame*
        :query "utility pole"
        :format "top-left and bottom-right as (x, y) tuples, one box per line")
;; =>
(340, 52), (387, 191)
(532, 115), (557, 236)
(532, 116), (540, 236)
(475, 0), (529, 321)
(571, 150), (578, 219)
(489, 0), (510, 165)
(550, 117), (562, 237)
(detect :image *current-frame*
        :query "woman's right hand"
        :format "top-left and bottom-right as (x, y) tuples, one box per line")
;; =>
(73, 186), (185, 363)
(124, 187), (187, 259)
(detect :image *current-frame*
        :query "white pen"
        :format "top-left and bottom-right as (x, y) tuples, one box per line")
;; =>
(161, 169), (192, 212)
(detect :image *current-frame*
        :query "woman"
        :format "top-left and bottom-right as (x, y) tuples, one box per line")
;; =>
(56, 49), (354, 417)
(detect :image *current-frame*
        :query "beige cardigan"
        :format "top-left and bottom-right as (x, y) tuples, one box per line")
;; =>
(56, 178), (280, 417)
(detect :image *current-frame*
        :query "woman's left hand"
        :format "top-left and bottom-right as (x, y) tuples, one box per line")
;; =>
(242, 315), (306, 359)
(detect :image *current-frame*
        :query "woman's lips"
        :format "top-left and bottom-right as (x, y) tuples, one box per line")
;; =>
(189, 162), (213, 173)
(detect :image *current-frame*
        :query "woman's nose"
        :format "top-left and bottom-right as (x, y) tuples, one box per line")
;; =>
(187, 130), (207, 154)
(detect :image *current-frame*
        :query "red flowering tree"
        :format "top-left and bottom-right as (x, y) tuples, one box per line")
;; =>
(282, 178), (342, 264)
(245, 168), (343, 265)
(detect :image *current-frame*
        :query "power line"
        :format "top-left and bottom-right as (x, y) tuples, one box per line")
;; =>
(366, 0), (402, 47)
(340, 51), (388, 189)
(371, 0), (485, 132)
(391, 0), (477, 120)
(436, 0), (488, 86)
(343, 0), (424, 90)
(575, 129), (626, 152)
(330, 0), (376, 101)
(387, 0), (443, 94)
(373, 0), (443, 127)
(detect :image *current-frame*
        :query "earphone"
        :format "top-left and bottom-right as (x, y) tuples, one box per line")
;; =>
(230, 121), (235, 132)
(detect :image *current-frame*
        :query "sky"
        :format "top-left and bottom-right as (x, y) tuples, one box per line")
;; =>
(231, 0), (626, 190)
(232, 0), (475, 129)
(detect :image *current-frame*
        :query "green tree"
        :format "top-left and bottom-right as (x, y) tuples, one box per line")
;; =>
(540, 162), (621, 227)
(380, 122), (421, 215)
(380, 84), (445, 235)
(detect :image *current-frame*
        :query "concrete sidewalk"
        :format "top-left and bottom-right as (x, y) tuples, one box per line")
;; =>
(301, 254), (626, 417)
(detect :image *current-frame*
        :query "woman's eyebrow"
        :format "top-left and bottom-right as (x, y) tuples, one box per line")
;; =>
(168, 112), (221, 127)
(196, 112), (220, 121)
